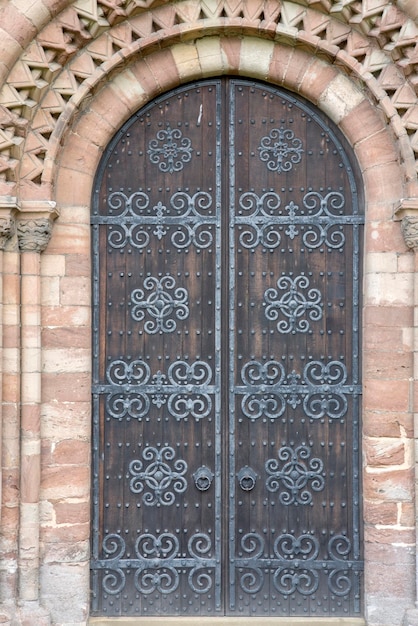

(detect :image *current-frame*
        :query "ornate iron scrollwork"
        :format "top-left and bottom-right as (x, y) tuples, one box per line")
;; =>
(237, 191), (282, 249)
(235, 530), (359, 601)
(234, 189), (351, 251)
(101, 534), (126, 595)
(265, 444), (325, 505)
(237, 466), (257, 491)
(105, 390), (150, 421)
(130, 274), (189, 334)
(238, 358), (352, 422)
(98, 358), (214, 422)
(258, 127), (304, 173)
(128, 445), (188, 506)
(193, 466), (214, 491)
(97, 531), (215, 598)
(264, 273), (323, 334)
(134, 533), (180, 594)
(303, 360), (348, 419)
(102, 189), (215, 250)
(147, 124), (193, 173)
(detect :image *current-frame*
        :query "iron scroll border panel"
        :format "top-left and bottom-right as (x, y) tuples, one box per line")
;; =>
(228, 80), (364, 616)
(91, 81), (223, 616)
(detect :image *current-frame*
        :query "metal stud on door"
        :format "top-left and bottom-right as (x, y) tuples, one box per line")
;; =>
(91, 78), (364, 618)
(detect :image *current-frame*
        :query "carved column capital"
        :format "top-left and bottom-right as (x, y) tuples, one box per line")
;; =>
(0, 196), (18, 250)
(16, 201), (59, 252)
(395, 198), (418, 250)
(402, 215), (418, 250)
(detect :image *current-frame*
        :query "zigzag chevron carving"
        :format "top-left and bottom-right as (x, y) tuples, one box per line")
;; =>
(1, 0), (418, 190)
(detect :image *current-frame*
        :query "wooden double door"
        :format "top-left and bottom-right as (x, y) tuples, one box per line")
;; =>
(91, 78), (364, 618)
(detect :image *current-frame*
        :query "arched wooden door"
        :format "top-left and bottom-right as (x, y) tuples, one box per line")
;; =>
(91, 78), (364, 619)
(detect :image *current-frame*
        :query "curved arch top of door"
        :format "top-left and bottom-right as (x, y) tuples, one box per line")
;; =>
(90, 77), (364, 622)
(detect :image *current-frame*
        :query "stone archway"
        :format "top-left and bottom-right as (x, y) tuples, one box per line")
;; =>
(0, 2), (416, 626)
(46, 36), (407, 626)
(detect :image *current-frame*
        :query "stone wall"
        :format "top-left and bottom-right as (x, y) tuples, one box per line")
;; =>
(0, 1), (418, 625)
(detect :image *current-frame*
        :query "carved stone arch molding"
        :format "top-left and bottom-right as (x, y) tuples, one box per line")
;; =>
(0, 0), (417, 201)
(0, 2), (417, 626)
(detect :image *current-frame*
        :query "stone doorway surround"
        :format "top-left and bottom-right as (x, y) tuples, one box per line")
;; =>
(0, 1), (418, 626)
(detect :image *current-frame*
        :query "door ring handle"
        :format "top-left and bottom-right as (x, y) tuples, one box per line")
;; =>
(237, 466), (257, 491)
(193, 466), (214, 491)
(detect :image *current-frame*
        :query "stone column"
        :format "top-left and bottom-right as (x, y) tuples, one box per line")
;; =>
(396, 201), (418, 626)
(16, 201), (58, 623)
(0, 200), (17, 624)
(0, 199), (17, 526)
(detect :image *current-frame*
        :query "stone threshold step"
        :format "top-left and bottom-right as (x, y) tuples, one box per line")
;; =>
(89, 618), (366, 626)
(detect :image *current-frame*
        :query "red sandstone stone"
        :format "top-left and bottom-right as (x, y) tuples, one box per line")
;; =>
(340, 98), (386, 146)
(41, 401), (90, 440)
(41, 439), (89, 467)
(40, 539), (89, 563)
(363, 500), (398, 526)
(364, 436), (408, 467)
(73, 109), (115, 149)
(365, 220), (407, 253)
(3, 274), (20, 305)
(42, 305), (90, 327)
(268, 44), (294, 86)
(298, 57), (339, 104)
(2, 469), (20, 507)
(60, 276), (90, 307)
(55, 167), (95, 207)
(41, 465), (89, 500)
(41, 326), (90, 349)
(41, 522), (89, 544)
(46, 223), (90, 255)
(355, 128), (397, 167)
(363, 409), (413, 438)
(3, 325), (20, 349)
(0, 4), (36, 48)
(364, 525), (415, 545)
(42, 373), (90, 402)
(365, 542), (415, 597)
(20, 404), (41, 434)
(220, 37), (242, 73)
(3, 374), (20, 402)
(0, 503), (19, 536)
(145, 48), (180, 92)
(400, 501), (415, 526)
(363, 467), (414, 502)
(21, 455), (40, 505)
(364, 379), (410, 413)
(53, 501), (89, 526)
(364, 349), (411, 379)
(282, 49), (316, 93)
(64, 253), (90, 277)
(364, 305), (413, 328)
(59, 132), (101, 174)
(362, 162), (404, 206)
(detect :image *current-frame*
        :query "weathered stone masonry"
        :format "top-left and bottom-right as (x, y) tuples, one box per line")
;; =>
(1, 0), (418, 625)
